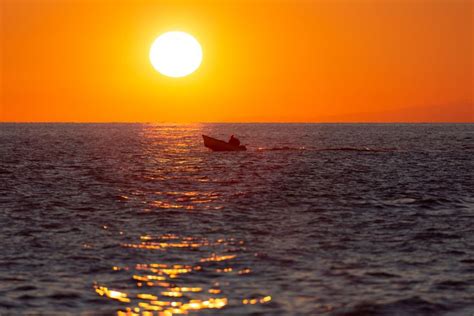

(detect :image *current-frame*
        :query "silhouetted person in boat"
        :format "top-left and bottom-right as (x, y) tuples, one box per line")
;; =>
(228, 135), (240, 146)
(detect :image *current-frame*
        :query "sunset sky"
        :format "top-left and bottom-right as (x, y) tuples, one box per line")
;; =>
(1, 0), (473, 122)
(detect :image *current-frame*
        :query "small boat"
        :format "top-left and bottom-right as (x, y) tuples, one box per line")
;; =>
(202, 135), (247, 151)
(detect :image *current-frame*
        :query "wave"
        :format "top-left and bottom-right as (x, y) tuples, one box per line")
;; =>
(335, 297), (449, 316)
(316, 147), (397, 152)
(256, 146), (306, 151)
(255, 146), (396, 152)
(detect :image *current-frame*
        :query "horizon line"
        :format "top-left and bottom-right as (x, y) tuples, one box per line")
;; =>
(1, 121), (473, 124)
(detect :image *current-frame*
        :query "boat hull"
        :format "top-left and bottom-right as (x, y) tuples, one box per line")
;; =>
(202, 135), (247, 151)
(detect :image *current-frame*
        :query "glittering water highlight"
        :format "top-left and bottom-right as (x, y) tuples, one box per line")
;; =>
(0, 123), (473, 315)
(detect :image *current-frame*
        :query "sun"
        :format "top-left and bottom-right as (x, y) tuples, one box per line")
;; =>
(149, 31), (203, 78)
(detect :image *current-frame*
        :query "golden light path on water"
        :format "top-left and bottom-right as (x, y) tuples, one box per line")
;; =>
(92, 124), (273, 315)
(94, 234), (271, 315)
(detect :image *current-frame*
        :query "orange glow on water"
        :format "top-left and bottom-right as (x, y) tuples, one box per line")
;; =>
(200, 254), (236, 262)
(242, 295), (272, 305)
(95, 286), (131, 303)
(94, 234), (271, 315)
(238, 268), (252, 275)
(161, 291), (183, 298)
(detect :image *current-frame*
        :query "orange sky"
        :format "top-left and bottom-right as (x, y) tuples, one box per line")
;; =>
(1, 0), (473, 122)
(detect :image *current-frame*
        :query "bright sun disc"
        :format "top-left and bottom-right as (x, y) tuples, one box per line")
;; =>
(149, 31), (202, 78)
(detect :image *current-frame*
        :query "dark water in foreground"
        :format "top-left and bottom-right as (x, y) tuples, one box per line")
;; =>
(0, 123), (473, 316)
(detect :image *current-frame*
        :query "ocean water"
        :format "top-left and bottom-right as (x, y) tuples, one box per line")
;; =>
(0, 123), (473, 316)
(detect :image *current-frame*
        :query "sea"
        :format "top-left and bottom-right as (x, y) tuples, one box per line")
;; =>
(0, 123), (473, 316)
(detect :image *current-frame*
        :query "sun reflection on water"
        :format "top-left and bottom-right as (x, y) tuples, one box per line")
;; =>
(93, 125), (272, 314)
(94, 234), (271, 315)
